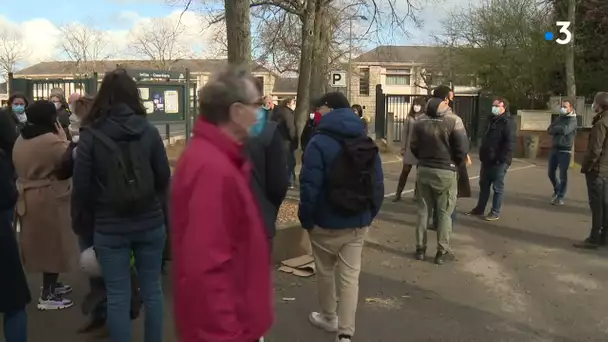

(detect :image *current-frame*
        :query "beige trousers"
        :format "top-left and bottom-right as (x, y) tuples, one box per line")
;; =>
(308, 226), (368, 336)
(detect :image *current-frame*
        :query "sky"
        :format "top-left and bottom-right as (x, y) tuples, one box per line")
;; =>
(0, 0), (474, 71)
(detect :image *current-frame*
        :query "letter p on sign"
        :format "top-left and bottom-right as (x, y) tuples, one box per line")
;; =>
(330, 71), (347, 87)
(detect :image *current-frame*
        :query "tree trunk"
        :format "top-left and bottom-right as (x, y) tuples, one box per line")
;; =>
(224, 0), (251, 65)
(309, 4), (331, 101)
(566, 0), (576, 164)
(294, 0), (317, 137)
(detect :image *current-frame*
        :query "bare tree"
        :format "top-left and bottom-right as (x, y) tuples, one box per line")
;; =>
(225, 0), (252, 64)
(57, 23), (111, 75)
(129, 18), (192, 70)
(0, 28), (28, 94)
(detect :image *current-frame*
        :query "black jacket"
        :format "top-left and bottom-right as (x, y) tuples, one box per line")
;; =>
(479, 113), (516, 165)
(0, 151), (31, 313)
(300, 118), (317, 153)
(272, 105), (298, 150)
(72, 104), (171, 235)
(244, 121), (288, 238)
(0, 108), (21, 173)
(410, 103), (469, 171)
(57, 108), (72, 141)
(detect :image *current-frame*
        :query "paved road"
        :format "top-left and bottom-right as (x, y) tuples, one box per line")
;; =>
(22, 157), (607, 341)
(154, 123), (186, 140)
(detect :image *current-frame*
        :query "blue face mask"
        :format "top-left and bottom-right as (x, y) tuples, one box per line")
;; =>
(559, 107), (568, 115)
(12, 104), (25, 114)
(249, 108), (266, 137)
(491, 106), (501, 115)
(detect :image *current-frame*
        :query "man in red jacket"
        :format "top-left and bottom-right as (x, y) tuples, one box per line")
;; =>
(170, 66), (273, 342)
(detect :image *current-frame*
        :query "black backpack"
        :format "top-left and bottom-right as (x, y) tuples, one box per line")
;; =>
(318, 130), (379, 216)
(87, 128), (156, 216)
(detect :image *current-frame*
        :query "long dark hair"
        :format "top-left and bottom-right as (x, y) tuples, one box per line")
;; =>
(408, 97), (427, 117)
(83, 69), (146, 126)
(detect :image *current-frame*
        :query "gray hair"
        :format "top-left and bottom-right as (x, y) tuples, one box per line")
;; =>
(595, 92), (608, 111)
(198, 65), (258, 124)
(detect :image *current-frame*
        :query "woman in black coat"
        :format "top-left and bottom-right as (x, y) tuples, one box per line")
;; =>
(0, 149), (31, 342)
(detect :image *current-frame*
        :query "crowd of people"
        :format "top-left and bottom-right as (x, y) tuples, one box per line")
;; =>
(1, 63), (607, 342)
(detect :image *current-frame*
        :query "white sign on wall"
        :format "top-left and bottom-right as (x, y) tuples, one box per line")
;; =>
(330, 71), (347, 87)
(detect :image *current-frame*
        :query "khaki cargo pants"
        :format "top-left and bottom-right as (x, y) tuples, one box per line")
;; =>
(415, 166), (458, 253)
(308, 226), (368, 336)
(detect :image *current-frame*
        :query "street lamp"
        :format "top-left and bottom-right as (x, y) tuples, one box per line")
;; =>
(347, 15), (368, 103)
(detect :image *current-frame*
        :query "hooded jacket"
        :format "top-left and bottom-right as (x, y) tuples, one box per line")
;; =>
(72, 104), (171, 235)
(298, 108), (384, 230)
(410, 98), (469, 171)
(548, 111), (577, 151)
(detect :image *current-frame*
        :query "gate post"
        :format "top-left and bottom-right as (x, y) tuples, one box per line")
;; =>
(374, 84), (386, 139)
(386, 112), (395, 152)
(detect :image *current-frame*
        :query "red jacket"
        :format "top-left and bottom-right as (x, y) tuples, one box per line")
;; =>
(170, 119), (273, 342)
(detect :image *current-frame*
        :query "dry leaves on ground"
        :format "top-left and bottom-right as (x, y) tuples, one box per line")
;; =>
(277, 199), (299, 224)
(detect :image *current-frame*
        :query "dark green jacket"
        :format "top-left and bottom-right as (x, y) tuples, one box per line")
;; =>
(582, 110), (608, 175)
(548, 113), (577, 151)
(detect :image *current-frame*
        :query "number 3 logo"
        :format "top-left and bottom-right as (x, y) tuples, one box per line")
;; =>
(556, 21), (572, 45)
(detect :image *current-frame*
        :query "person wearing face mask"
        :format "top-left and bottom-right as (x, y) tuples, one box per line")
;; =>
(547, 98), (578, 206)
(393, 97), (426, 201)
(72, 69), (170, 342)
(576, 92), (608, 249)
(271, 97), (298, 188)
(49, 93), (72, 141)
(171, 66), (273, 342)
(351, 104), (368, 135)
(300, 109), (322, 157)
(410, 95), (469, 265)
(465, 97), (516, 222)
(0, 93), (29, 172)
(244, 93), (289, 250)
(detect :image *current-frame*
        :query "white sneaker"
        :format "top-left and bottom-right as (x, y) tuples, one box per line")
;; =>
(309, 312), (338, 332)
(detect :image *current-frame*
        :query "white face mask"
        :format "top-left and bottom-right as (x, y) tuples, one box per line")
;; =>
(413, 105), (422, 113)
(54, 102), (61, 110)
(309, 113), (315, 120)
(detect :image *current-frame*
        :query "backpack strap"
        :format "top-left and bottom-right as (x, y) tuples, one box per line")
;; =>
(87, 127), (119, 153)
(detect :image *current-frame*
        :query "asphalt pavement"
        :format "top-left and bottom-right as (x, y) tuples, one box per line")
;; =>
(20, 156), (608, 341)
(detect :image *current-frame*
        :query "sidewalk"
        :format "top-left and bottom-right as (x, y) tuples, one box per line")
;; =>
(24, 158), (607, 341)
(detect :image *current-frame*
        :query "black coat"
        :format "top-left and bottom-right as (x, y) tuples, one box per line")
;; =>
(244, 121), (289, 238)
(0, 151), (31, 313)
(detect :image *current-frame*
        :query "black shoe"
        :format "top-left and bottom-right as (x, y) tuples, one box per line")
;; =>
(464, 209), (484, 216)
(77, 316), (106, 334)
(573, 238), (600, 249)
(484, 213), (500, 221)
(392, 194), (402, 202)
(435, 251), (455, 265)
(415, 248), (426, 261)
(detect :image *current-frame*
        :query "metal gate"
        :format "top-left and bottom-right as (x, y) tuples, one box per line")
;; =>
(8, 73), (99, 100)
(374, 84), (482, 144)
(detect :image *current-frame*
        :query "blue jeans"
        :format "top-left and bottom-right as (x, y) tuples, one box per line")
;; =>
(474, 163), (508, 216)
(4, 308), (27, 342)
(548, 150), (571, 200)
(94, 226), (166, 342)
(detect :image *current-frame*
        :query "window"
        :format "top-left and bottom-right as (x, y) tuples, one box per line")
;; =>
(359, 68), (370, 96)
(255, 76), (265, 94)
(385, 69), (411, 86)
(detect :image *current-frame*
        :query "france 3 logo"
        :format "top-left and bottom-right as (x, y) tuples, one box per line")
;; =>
(544, 21), (572, 45)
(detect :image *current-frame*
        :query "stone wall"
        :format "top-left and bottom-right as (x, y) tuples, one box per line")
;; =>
(349, 66), (383, 121)
(516, 128), (591, 164)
